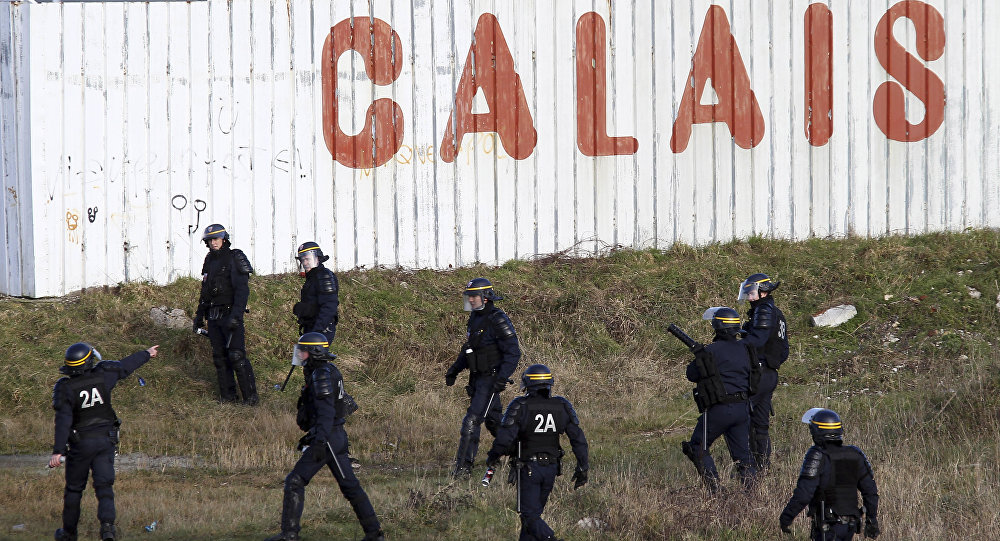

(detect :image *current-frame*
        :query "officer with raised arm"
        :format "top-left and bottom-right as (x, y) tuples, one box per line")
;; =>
(51, 342), (160, 541)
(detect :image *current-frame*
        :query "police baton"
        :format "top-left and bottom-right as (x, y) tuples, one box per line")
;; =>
(279, 366), (297, 392)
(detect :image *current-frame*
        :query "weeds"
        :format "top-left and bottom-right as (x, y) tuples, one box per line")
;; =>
(2, 230), (1000, 539)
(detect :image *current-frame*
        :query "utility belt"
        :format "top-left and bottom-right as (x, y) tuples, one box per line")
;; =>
(719, 392), (749, 403)
(519, 452), (561, 466)
(813, 510), (861, 533)
(69, 422), (120, 445)
(206, 305), (232, 320)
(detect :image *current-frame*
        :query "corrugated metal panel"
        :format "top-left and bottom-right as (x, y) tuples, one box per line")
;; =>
(1, 0), (997, 297)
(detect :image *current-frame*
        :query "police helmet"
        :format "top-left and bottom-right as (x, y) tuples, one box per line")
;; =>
(463, 277), (502, 310)
(737, 273), (780, 302)
(802, 408), (844, 444)
(61, 342), (102, 374)
(296, 242), (329, 272)
(704, 306), (742, 334)
(202, 223), (230, 247)
(521, 364), (554, 392)
(292, 332), (333, 366)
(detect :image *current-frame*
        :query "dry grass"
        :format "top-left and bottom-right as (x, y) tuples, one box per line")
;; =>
(3, 230), (1000, 539)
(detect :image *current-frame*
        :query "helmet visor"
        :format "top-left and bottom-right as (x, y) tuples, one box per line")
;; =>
(298, 251), (320, 273)
(702, 307), (729, 320)
(737, 278), (760, 302)
(801, 407), (826, 424)
(291, 344), (309, 367)
(463, 292), (485, 312)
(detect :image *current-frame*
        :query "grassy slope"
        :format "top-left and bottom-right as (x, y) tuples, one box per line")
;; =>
(2, 230), (1000, 540)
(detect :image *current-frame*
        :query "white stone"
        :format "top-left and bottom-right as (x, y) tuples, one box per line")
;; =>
(810, 305), (858, 327)
(149, 306), (194, 330)
(576, 517), (607, 530)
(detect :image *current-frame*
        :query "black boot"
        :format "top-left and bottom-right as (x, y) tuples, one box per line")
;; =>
(361, 531), (385, 541)
(54, 529), (77, 541)
(99, 522), (116, 541)
(449, 461), (472, 479)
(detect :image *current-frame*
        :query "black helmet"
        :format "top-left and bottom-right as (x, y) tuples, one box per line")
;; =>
(297, 242), (329, 272)
(738, 273), (780, 301)
(202, 223), (230, 246)
(521, 364), (554, 393)
(464, 277), (502, 300)
(803, 408), (844, 445)
(293, 332), (333, 365)
(704, 306), (742, 334)
(62, 342), (101, 374)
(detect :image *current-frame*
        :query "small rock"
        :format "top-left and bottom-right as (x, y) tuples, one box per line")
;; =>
(576, 517), (607, 530)
(150, 306), (194, 330)
(968, 287), (981, 299)
(811, 305), (857, 327)
(884, 294), (894, 301)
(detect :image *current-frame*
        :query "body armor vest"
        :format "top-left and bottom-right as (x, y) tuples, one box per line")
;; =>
(466, 307), (502, 374)
(65, 371), (116, 431)
(295, 365), (345, 432)
(519, 396), (567, 459)
(203, 250), (235, 307)
(820, 445), (864, 517)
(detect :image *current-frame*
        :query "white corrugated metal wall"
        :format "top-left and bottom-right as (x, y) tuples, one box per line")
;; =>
(1, 0), (997, 297)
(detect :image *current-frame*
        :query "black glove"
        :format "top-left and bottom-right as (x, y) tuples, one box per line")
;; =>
(779, 521), (792, 534)
(864, 518), (880, 539)
(445, 368), (459, 387)
(305, 441), (327, 461)
(192, 315), (205, 332)
(491, 376), (508, 393)
(571, 468), (588, 489)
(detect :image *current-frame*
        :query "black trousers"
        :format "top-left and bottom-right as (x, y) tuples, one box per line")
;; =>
(750, 368), (778, 469)
(62, 436), (116, 533)
(518, 462), (559, 541)
(455, 374), (504, 467)
(281, 426), (380, 536)
(207, 315), (258, 403)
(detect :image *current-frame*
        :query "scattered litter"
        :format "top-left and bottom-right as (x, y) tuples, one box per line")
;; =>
(884, 294), (894, 301)
(883, 333), (899, 346)
(811, 305), (857, 327)
(145, 521), (159, 532)
(576, 517), (607, 530)
(138, 377), (146, 387)
(968, 287), (981, 299)
(12, 524), (26, 532)
(273, 384), (281, 390)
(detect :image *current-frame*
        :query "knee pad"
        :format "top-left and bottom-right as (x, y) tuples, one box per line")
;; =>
(460, 416), (478, 437)
(228, 350), (245, 364)
(285, 473), (306, 492)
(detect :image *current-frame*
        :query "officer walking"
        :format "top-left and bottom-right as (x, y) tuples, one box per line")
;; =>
(50, 342), (160, 541)
(484, 364), (589, 541)
(193, 223), (259, 405)
(680, 307), (757, 492)
(779, 408), (880, 540)
(293, 242), (340, 343)
(738, 273), (788, 471)
(265, 333), (384, 541)
(444, 277), (522, 477)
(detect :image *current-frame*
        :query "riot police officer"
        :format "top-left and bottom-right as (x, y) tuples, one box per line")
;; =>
(485, 364), (589, 541)
(265, 333), (383, 541)
(50, 342), (160, 541)
(444, 277), (522, 477)
(293, 242), (340, 343)
(779, 409), (880, 540)
(738, 272), (788, 471)
(193, 223), (259, 405)
(680, 307), (757, 492)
